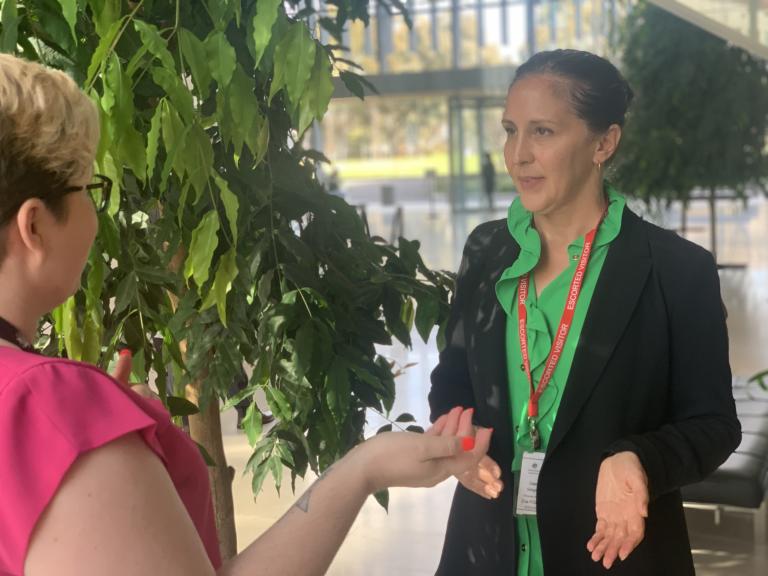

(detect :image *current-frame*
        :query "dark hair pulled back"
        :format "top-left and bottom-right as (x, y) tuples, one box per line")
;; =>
(512, 49), (634, 133)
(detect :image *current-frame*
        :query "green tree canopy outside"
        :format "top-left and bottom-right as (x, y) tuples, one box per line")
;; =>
(615, 2), (768, 258)
(0, 0), (453, 557)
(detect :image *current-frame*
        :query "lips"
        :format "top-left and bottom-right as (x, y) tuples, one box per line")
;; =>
(516, 176), (545, 191)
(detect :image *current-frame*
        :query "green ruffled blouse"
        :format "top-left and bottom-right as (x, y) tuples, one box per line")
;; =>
(494, 185), (625, 576)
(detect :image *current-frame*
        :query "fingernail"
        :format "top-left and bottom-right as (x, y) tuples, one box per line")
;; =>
(119, 349), (132, 358)
(461, 437), (475, 452)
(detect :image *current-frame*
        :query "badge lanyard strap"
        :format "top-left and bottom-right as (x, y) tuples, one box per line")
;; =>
(517, 219), (603, 450)
(0, 316), (36, 354)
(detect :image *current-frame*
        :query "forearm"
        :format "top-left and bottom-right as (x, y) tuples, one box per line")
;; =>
(219, 452), (368, 576)
(607, 413), (741, 499)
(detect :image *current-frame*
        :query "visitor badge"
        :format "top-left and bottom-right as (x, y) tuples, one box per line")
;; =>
(514, 451), (545, 516)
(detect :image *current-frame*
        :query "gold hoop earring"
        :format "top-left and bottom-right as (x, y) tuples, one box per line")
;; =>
(596, 161), (603, 172)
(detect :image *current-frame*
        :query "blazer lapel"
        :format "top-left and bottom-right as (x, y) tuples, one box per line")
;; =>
(470, 228), (520, 465)
(547, 209), (652, 457)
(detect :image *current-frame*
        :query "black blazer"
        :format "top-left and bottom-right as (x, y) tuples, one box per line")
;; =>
(428, 207), (741, 576)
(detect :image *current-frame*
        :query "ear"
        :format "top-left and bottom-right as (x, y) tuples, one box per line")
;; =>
(13, 199), (49, 260)
(593, 124), (622, 165)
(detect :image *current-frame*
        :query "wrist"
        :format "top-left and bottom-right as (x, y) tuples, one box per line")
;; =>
(340, 441), (377, 497)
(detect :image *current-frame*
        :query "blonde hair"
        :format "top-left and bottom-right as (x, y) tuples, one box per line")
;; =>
(0, 54), (100, 227)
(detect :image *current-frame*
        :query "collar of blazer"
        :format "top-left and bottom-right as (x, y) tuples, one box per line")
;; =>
(470, 206), (652, 463)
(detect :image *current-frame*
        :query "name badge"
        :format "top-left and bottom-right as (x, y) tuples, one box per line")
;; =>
(515, 451), (545, 516)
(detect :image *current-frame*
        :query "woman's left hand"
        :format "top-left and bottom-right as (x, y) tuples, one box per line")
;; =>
(587, 451), (649, 569)
(112, 350), (158, 400)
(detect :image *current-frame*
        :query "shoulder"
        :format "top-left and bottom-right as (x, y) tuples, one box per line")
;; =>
(0, 353), (164, 457)
(625, 209), (716, 273)
(0, 350), (112, 398)
(1, 353), (124, 402)
(464, 218), (509, 254)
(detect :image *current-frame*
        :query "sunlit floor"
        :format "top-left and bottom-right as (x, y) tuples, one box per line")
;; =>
(223, 193), (768, 575)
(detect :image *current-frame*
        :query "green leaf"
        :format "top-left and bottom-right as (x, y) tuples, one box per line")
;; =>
(266, 387), (292, 421)
(257, 269), (274, 306)
(180, 28), (212, 95)
(205, 31), (236, 88)
(57, 0), (77, 42)
(395, 413), (416, 423)
(270, 452), (284, 495)
(146, 103), (163, 181)
(251, 458), (272, 496)
(241, 401), (263, 445)
(104, 55), (146, 179)
(252, 116), (270, 166)
(61, 296), (83, 361)
(167, 396), (201, 416)
(415, 294), (439, 343)
(88, 0), (121, 38)
(134, 20), (176, 71)
(298, 50), (333, 134)
(293, 322), (314, 382)
(339, 70), (364, 100)
(283, 25), (316, 105)
(272, 23), (315, 105)
(223, 66), (258, 157)
(184, 210), (220, 287)
(214, 174), (239, 244)
(152, 66), (195, 123)
(201, 248), (239, 326)
(114, 272), (137, 315)
(195, 441), (216, 466)
(81, 313), (103, 365)
(374, 489), (389, 512)
(251, 0), (281, 67)
(310, 49), (334, 120)
(160, 100), (187, 179)
(186, 122), (214, 201)
(86, 17), (124, 87)
(339, 70), (379, 100)
(1, 0), (19, 52)
(325, 357), (350, 425)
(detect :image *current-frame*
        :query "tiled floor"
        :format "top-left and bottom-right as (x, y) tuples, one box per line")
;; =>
(223, 193), (768, 575)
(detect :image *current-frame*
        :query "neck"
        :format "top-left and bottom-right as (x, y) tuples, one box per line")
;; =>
(0, 275), (41, 346)
(533, 184), (607, 251)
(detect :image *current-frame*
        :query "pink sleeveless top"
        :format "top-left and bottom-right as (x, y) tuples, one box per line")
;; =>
(0, 348), (222, 574)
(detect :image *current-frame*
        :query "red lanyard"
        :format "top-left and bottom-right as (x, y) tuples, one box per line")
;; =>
(517, 220), (601, 447)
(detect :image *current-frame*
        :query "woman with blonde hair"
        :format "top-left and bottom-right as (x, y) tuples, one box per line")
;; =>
(0, 53), (493, 576)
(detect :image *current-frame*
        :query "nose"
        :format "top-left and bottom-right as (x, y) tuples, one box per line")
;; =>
(510, 133), (533, 166)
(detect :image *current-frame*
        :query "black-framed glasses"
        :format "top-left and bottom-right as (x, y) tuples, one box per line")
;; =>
(59, 173), (113, 213)
(0, 173), (114, 225)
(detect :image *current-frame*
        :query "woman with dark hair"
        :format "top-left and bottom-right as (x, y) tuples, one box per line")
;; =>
(429, 49), (740, 575)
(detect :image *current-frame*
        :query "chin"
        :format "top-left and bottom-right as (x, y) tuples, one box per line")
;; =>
(517, 192), (552, 215)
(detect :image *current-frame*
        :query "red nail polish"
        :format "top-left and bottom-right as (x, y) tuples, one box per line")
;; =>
(461, 437), (475, 452)
(119, 349), (132, 358)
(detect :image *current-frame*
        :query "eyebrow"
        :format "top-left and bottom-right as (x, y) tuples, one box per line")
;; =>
(501, 118), (557, 128)
(501, 118), (557, 126)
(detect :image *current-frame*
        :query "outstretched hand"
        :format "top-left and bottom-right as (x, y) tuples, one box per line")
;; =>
(587, 451), (649, 570)
(356, 406), (494, 494)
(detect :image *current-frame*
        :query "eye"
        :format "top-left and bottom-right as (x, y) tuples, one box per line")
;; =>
(504, 126), (516, 136)
(534, 126), (553, 136)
